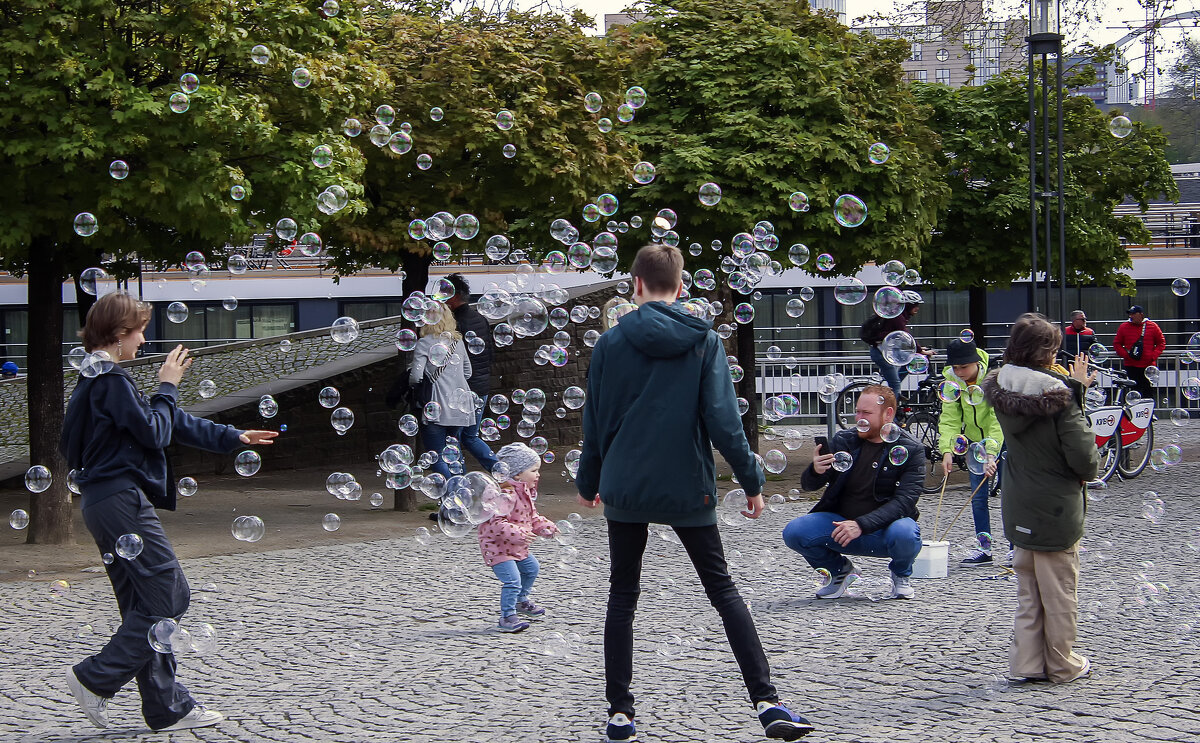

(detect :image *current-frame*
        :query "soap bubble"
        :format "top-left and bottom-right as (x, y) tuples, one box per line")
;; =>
(867, 142), (891, 164)
(787, 243), (810, 266)
(73, 212), (98, 237)
(1184, 377), (1200, 401)
(937, 379), (961, 403)
(719, 489), (750, 527)
(292, 68), (312, 88)
(698, 182), (722, 206)
(834, 194), (867, 227)
(888, 445), (909, 466)
(734, 303), (755, 324)
(148, 619), (179, 653)
(563, 386), (586, 409)
(115, 533), (144, 559)
(331, 407), (355, 433)
(414, 526), (434, 546)
(832, 451), (853, 472)
(1171, 408), (1189, 426)
(231, 515), (265, 542)
(375, 104), (395, 125)
(880, 422), (901, 443)
(321, 513), (341, 532)
(429, 106), (444, 122)
(1108, 115), (1133, 138)
(275, 217), (298, 241)
(763, 450), (787, 474)
(872, 287), (905, 318)
(9, 509), (29, 530)
(816, 253), (834, 271)
(965, 385), (984, 406)
(632, 161), (656, 184)
(788, 192), (810, 212)
(80, 350), (115, 378)
(343, 118), (362, 136)
(230, 184), (246, 200)
(24, 465), (52, 493)
(485, 235), (511, 261)
(177, 477), (198, 497)
(502, 143), (517, 158)
(250, 44), (270, 64)
(597, 117), (613, 132)
(369, 125), (391, 147)
(319, 386), (341, 408)
(966, 442), (988, 475)
(257, 395), (278, 418)
(416, 153), (433, 170)
(1172, 278), (1191, 297)
(1088, 343), (1110, 362)
(584, 92), (602, 112)
(108, 160), (129, 180)
(311, 144), (333, 168)
(952, 434), (970, 456)
(234, 450), (261, 477)
(221, 296), (238, 311)
(625, 86), (647, 108)
(495, 110), (514, 130)
(880, 331), (917, 366)
(1145, 365), (1160, 383)
(785, 298), (805, 318)
(834, 278), (867, 305)
(168, 92), (189, 113)
(331, 316), (359, 344)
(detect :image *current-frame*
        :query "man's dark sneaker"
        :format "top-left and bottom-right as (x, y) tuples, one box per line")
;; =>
(961, 550), (993, 567)
(756, 702), (815, 740)
(516, 599), (546, 617)
(605, 713), (637, 742)
(815, 559), (859, 599)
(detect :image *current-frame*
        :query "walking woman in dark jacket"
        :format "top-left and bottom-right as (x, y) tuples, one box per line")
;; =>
(982, 313), (1099, 684)
(60, 292), (277, 731)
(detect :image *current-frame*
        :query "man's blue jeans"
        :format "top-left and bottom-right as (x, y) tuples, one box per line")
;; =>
(491, 555), (539, 617)
(782, 512), (923, 577)
(460, 396), (499, 472)
(869, 345), (908, 396)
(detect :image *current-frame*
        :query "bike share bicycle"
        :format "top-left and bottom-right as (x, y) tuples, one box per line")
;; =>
(1085, 366), (1154, 484)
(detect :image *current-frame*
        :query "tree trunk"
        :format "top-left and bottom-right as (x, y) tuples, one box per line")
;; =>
(26, 241), (72, 544)
(401, 249), (431, 297)
(735, 312), (759, 455)
(74, 274), (97, 324)
(968, 286), (989, 350)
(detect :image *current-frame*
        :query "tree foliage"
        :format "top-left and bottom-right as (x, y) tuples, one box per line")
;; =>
(323, 6), (655, 281)
(614, 0), (949, 275)
(913, 73), (1178, 296)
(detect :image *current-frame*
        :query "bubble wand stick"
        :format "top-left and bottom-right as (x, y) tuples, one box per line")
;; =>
(938, 476), (990, 544)
(932, 472), (948, 539)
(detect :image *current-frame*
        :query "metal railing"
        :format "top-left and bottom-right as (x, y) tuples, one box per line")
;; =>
(755, 350), (1200, 425)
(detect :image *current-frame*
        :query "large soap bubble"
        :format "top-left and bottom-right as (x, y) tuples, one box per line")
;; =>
(880, 331), (917, 366)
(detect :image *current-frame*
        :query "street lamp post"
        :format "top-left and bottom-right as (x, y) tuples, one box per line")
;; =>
(1028, 0), (1066, 323)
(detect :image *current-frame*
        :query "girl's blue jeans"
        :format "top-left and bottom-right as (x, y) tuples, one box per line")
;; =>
(491, 555), (539, 617)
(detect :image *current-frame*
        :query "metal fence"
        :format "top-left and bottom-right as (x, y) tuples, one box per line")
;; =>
(756, 350), (1200, 425)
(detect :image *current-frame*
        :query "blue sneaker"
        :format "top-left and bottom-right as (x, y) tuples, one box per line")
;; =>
(605, 713), (637, 742)
(757, 702), (815, 740)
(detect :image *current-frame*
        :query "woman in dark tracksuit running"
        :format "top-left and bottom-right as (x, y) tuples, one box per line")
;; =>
(60, 292), (277, 731)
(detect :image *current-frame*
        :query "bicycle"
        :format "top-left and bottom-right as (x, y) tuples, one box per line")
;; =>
(1086, 368), (1154, 483)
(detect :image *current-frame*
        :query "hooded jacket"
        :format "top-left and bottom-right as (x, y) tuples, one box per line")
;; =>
(982, 365), (1099, 551)
(60, 366), (245, 511)
(576, 300), (764, 527)
(938, 347), (1004, 456)
(800, 427), (924, 534)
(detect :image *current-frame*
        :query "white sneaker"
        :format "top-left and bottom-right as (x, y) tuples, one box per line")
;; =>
(66, 668), (109, 728)
(890, 572), (915, 599)
(160, 704), (224, 731)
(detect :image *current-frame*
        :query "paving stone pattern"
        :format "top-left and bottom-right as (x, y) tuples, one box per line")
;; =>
(1, 456), (1199, 742)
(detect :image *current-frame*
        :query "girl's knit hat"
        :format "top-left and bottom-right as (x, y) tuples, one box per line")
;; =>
(495, 442), (540, 479)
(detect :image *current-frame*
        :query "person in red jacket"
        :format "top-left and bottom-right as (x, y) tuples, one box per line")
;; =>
(1063, 310), (1095, 357)
(1113, 305), (1166, 400)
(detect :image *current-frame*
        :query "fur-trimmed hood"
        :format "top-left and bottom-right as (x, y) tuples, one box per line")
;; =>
(981, 365), (1077, 433)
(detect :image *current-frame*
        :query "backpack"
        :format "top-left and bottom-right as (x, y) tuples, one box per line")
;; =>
(859, 315), (888, 345)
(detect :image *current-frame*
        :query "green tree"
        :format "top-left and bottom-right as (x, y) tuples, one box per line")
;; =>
(913, 73), (1178, 334)
(610, 0), (950, 446)
(0, 0), (386, 543)
(323, 5), (654, 293)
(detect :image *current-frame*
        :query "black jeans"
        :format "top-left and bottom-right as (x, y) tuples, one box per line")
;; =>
(1125, 364), (1154, 401)
(77, 487), (195, 729)
(604, 520), (778, 718)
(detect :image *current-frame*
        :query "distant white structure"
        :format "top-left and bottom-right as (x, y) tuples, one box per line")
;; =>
(603, 13), (643, 32)
(809, 0), (847, 25)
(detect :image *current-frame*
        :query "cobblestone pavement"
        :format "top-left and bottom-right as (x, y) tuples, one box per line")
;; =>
(2, 455), (1200, 742)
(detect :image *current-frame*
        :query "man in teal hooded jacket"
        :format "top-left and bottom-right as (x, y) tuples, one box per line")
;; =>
(576, 244), (814, 743)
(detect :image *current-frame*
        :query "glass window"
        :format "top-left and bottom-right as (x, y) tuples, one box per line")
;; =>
(341, 302), (404, 322)
(252, 305), (295, 338)
(2, 309), (28, 369)
(911, 42), (922, 61)
(937, 48), (949, 62)
(156, 303), (206, 346)
(204, 305), (253, 341)
(916, 70), (928, 83)
(936, 68), (951, 85)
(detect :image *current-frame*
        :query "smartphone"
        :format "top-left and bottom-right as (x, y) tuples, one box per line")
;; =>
(813, 436), (828, 453)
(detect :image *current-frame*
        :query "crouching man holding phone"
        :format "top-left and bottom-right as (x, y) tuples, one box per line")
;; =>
(781, 385), (926, 600)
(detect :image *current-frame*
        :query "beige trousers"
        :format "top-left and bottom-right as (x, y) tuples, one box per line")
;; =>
(1010, 544), (1088, 682)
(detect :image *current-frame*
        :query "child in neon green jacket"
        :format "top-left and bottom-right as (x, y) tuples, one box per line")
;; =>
(939, 339), (1005, 566)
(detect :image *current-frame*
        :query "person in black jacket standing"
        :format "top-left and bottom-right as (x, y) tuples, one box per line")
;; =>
(446, 273), (499, 472)
(60, 292), (277, 732)
(782, 385), (925, 600)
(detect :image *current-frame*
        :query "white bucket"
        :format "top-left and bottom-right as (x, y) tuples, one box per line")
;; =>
(911, 540), (949, 579)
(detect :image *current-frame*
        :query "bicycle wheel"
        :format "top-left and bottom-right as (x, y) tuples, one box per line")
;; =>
(835, 382), (868, 431)
(1117, 421), (1153, 479)
(903, 412), (945, 494)
(1096, 430), (1120, 483)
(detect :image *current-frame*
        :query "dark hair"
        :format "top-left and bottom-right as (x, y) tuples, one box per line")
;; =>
(1003, 312), (1062, 368)
(446, 273), (471, 300)
(79, 292), (151, 351)
(631, 244), (684, 294)
(861, 384), (897, 411)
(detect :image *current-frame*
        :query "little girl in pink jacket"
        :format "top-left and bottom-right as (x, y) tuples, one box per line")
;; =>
(478, 442), (558, 632)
